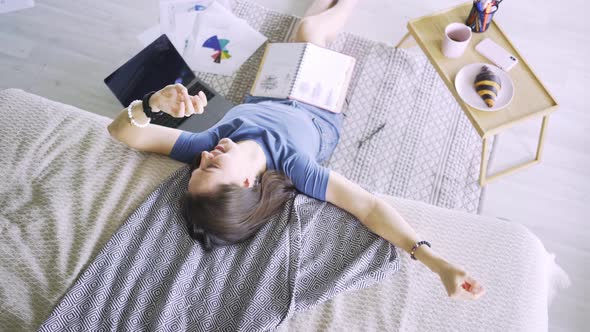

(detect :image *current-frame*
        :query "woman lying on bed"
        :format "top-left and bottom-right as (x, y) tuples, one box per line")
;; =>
(108, 0), (485, 301)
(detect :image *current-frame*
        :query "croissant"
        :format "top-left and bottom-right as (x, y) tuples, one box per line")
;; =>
(474, 66), (501, 108)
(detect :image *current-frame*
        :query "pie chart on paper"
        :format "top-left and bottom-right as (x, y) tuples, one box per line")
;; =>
(202, 35), (232, 63)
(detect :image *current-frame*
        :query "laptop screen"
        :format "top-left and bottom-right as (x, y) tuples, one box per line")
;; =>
(104, 34), (196, 107)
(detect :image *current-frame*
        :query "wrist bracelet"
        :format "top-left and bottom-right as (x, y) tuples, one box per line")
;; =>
(127, 100), (150, 128)
(410, 240), (431, 260)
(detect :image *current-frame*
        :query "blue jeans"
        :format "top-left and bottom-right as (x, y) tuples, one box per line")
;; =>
(243, 95), (343, 164)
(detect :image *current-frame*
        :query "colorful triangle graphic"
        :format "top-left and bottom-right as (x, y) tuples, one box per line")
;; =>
(202, 35), (231, 63)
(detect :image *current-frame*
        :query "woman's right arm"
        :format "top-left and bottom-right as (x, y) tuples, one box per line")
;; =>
(325, 171), (486, 300)
(107, 83), (207, 155)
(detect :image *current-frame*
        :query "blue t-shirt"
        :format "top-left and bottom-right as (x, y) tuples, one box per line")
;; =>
(169, 101), (333, 201)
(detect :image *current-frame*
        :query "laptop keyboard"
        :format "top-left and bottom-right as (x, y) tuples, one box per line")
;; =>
(151, 80), (215, 128)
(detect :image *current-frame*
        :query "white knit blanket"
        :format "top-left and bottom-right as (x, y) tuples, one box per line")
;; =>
(0, 89), (568, 331)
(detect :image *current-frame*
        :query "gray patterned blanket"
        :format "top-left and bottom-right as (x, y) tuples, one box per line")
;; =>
(37, 167), (399, 331)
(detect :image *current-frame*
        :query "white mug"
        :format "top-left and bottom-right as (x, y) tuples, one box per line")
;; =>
(442, 23), (472, 58)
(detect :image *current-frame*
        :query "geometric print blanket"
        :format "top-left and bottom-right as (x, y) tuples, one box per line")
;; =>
(37, 167), (399, 331)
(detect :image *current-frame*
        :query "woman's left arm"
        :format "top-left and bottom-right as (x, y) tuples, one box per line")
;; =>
(325, 171), (485, 300)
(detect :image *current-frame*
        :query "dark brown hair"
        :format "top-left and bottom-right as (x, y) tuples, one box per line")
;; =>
(182, 152), (296, 251)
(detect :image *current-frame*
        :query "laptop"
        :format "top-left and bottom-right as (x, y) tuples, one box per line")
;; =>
(104, 34), (235, 132)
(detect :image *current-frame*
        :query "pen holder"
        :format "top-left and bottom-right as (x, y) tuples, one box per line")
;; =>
(466, 1), (499, 33)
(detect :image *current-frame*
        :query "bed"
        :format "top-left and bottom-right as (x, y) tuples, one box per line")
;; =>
(0, 88), (569, 331)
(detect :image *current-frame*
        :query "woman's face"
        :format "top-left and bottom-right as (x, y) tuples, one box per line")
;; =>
(188, 138), (250, 193)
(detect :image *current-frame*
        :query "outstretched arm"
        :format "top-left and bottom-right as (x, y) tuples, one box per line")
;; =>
(107, 83), (207, 155)
(325, 171), (486, 300)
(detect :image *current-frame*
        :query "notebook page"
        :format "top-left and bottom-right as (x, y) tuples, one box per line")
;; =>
(251, 43), (305, 98)
(291, 43), (352, 110)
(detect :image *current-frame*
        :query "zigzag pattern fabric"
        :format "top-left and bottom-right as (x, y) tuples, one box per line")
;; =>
(37, 167), (399, 331)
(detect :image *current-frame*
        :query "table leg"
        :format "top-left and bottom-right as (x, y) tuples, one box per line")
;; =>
(396, 32), (416, 48)
(478, 115), (550, 186)
(479, 137), (490, 186)
(535, 115), (549, 161)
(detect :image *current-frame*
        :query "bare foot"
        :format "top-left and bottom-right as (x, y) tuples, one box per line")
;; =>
(303, 0), (337, 17)
(289, 0), (336, 42)
(294, 0), (359, 45)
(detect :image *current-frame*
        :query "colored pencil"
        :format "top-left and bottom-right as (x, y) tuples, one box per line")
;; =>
(483, 3), (491, 31)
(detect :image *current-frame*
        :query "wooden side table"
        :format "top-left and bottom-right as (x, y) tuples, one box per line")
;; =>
(397, 2), (558, 186)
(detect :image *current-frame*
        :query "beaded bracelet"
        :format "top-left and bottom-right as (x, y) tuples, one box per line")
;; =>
(410, 240), (431, 260)
(127, 100), (151, 128)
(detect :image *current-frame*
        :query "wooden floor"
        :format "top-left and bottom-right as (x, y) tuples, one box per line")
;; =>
(1, 0), (588, 331)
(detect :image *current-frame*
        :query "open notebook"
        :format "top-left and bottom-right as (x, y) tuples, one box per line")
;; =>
(250, 43), (356, 113)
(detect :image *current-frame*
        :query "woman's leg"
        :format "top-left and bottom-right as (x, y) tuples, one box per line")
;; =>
(302, 0), (337, 16)
(290, 0), (359, 47)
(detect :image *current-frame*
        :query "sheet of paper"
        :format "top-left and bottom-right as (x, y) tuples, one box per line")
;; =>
(159, 0), (211, 54)
(251, 43), (305, 98)
(0, 0), (34, 14)
(183, 1), (267, 76)
(293, 44), (351, 110)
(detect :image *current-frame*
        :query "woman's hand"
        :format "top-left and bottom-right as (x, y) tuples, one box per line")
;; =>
(437, 260), (486, 300)
(149, 83), (208, 118)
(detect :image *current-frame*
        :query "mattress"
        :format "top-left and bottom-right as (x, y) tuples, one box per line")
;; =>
(0, 89), (568, 331)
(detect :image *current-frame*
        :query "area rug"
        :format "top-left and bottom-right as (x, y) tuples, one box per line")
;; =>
(197, 0), (493, 214)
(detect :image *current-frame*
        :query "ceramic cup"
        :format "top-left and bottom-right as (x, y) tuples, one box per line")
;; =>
(441, 23), (472, 58)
